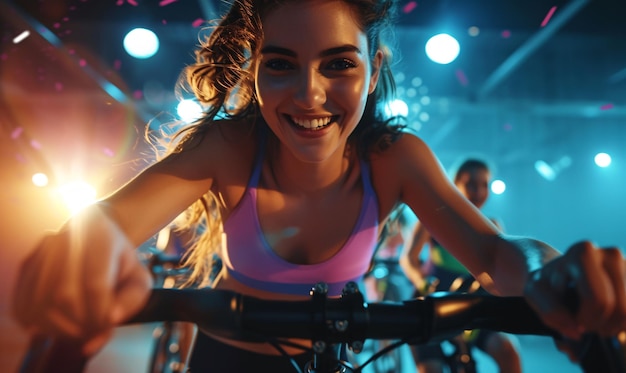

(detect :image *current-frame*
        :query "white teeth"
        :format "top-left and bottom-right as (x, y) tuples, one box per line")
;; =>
(291, 116), (332, 129)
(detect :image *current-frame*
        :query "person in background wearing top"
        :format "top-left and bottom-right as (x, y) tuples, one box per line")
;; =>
(400, 159), (522, 373)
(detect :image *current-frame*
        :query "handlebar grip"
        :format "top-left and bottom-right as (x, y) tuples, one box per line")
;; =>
(425, 292), (557, 337)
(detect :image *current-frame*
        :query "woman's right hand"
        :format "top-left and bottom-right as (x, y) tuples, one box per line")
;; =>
(11, 205), (154, 355)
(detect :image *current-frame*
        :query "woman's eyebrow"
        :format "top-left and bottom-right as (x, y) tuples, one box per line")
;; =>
(260, 44), (362, 58)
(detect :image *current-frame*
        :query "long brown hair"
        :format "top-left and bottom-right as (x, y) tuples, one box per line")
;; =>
(153, 0), (407, 287)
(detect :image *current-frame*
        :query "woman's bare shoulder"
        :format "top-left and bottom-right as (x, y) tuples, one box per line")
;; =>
(368, 130), (434, 217)
(369, 131), (435, 180)
(156, 118), (258, 178)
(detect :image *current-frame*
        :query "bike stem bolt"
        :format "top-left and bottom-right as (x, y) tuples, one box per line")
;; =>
(312, 282), (329, 295)
(312, 340), (327, 353)
(342, 281), (359, 295)
(334, 320), (349, 332)
(349, 340), (364, 354)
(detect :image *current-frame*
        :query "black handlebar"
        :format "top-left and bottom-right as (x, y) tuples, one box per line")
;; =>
(19, 282), (626, 373)
(127, 286), (556, 345)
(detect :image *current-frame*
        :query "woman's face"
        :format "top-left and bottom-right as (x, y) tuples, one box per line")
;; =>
(456, 168), (491, 209)
(255, 0), (381, 163)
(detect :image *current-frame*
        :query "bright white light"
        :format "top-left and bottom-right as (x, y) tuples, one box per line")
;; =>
(32, 173), (49, 187)
(13, 30), (30, 44)
(177, 99), (204, 123)
(535, 160), (556, 181)
(384, 99), (409, 117)
(425, 33), (460, 65)
(57, 181), (97, 214)
(594, 152), (612, 168)
(123, 28), (159, 59)
(491, 179), (506, 195)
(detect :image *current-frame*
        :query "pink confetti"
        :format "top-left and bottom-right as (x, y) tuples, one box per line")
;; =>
(127, 0), (139, 6)
(403, 1), (418, 14)
(502, 123), (513, 131)
(113, 59), (122, 70)
(133, 90), (143, 99)
(79, 59), (87, 67)
(1, 53), (7, 61)
(31, 140), (41, 149)
(192, 18), (204, 28)
(116, 0), (124, 5)
(159, 0), (178, 6)
(53, 22), (61, 29)
(54, 82), (63, 91)
(600, 103), (614, 110)
(103, 147), (114, 157)
(501, 30), (511, 38)
(455, 69), (468, 86)
(541, 6), (557, 27)
(11, 127), (23, 139)
(162, 19), (168, 25)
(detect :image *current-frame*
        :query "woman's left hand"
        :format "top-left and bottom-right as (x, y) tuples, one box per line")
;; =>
(524, 241), (626, 340)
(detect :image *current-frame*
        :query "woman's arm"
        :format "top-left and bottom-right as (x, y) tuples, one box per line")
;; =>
(387, 132), (625, 339)
(11, 126), (225, 351)
(386, 133), (559, 295)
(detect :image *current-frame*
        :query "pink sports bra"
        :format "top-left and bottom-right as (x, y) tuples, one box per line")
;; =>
(221, 139), (379, 296)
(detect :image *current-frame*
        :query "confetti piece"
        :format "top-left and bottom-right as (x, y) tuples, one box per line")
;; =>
(113, 59), (122, 70)
(103, 148), (114, 157)
(455, 69), (468, 86)
(403, 1), (417, 14)
(11, 127), (23, 139)
(79, 59), (87, 67)
(133, 90), (143, 99)
(31, 140), (41, 149)
(127, 0), (139, 6)
(600, 103), (614, 110)
(501, 30), (511, 38)
(159, 0), (178, 6)
(55, 82), (63, 91)
(192, 18), (204, 28)
(541, 6), (557, 27)
(13, 30), (30, 44)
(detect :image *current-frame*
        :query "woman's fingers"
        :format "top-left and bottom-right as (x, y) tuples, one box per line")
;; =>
(11, 205), (144, 341)
(110, 246), (154, 325)
(525, 268), (583, 340)
(526, 241), (626, 340)
(578, 247), (626, 335)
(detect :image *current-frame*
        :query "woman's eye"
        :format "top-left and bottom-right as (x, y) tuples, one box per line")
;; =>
(264, 59), (293, 71)
(327, 58), (357, 70)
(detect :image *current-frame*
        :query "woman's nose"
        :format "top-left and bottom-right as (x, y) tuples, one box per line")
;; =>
(293, 69), (326, 109)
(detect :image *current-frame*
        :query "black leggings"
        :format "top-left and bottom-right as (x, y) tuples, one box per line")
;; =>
(188, 332), (347, 373)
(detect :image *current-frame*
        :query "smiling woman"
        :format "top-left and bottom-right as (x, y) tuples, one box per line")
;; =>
(10, 1), (626, 373)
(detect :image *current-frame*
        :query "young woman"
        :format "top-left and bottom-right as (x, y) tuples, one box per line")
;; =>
(12, 1), (626, 372)
(401, 159), (522, 373)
